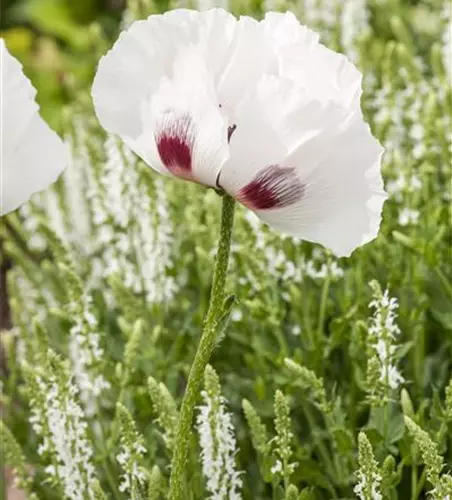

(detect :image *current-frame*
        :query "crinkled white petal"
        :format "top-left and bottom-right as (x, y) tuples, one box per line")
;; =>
(260, 11), (320, 53)
(1, 39), (68, 215)
(93, 11), (198, 139)
(92, 9), (237, 140)
(261, 12), (363, 108)
(129, 47), (229, 186)
(216, 15), (272, 111)
(220, 75), (386, 256)
(256, 114), (386, 256)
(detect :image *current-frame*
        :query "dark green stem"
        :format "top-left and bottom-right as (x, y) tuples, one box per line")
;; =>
(413, 468), (427, 499)
(303, 406), (338, 494)
(168, 195), (235, 500)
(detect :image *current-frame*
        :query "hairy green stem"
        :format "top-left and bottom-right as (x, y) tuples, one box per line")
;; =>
(168, 194), (235, 500)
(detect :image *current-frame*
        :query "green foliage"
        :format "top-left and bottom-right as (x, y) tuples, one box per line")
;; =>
(124, 320), (145, 376)
(148, 465), (164, 500)
(284, 359), (333, 417)
(92, 479), (109, 500)
(273, 390), (295, 485)
(0, 421), (38, 499)
(242, 399), (271, 457)
(285, 484), (299, 500)
(1, 0), (451, 498)
(404, 417), (452, 499)
(147, 376), (179, 452)
(108, 274), (148, 325)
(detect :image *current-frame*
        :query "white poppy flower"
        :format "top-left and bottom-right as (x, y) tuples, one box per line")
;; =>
(92, 9), (387, 256)
(0, 39), (68, 215)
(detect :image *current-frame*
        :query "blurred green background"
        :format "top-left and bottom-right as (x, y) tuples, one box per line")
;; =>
(0, 0), (125, 125)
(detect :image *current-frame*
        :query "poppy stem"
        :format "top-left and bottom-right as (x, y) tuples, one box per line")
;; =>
(168, 194), (236, 500)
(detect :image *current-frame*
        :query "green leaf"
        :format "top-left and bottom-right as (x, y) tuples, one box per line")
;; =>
(368, 406), (405, 445)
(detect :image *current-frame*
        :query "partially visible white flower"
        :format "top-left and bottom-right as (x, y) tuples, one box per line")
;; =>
(232, 309), (243, 322)
(0, 39), (68, 215)
(93, 9), (387, 257)
(271, 459), (283, 474)
(291, 325), (301, 336)
(398, 208), (420, 227)
(387, 365), (405, 390)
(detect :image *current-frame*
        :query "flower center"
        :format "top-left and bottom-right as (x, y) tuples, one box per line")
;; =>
(219, 104), (237, 143)
(228, 124), (237, 142)
(236, 165), (305, 210)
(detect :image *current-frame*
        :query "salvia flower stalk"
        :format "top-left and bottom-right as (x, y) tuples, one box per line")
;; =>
(197, 365), (242, 499)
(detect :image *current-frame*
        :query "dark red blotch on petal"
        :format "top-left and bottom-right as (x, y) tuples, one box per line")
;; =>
(237, 165), (304, 210)
(156, 114), (194, 179)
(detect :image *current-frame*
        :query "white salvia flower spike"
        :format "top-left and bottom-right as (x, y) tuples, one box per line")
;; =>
(0, 39), (68, 215)
(92, 8), (387, 257)
(354, 432), (383, 500)
(368, 281), (405, 394)
(197, 365), (242, 499)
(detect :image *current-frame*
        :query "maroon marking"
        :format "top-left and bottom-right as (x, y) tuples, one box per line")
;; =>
(237, 165), (304, 210)
(156, 114), (194, 179)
